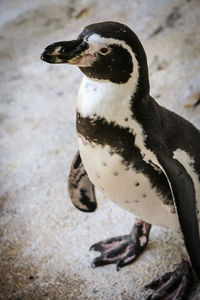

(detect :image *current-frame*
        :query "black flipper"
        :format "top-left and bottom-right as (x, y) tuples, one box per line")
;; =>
(68, 151), (97, 212)
(154, 151), (200, 279)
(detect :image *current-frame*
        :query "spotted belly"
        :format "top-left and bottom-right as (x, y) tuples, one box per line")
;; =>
(78, 135), (179, 230)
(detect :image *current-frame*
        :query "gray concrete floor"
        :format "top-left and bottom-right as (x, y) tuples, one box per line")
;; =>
(0, 0), (200, 299)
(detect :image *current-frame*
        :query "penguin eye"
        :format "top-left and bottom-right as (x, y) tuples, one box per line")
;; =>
(99, 47), (110, 55)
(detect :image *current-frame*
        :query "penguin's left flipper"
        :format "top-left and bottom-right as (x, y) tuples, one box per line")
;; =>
(154, 151), (200, 280)
(68, 151), (97, 212)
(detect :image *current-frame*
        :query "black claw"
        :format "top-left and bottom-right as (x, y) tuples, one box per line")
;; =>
(90, 244), (97, 251)
(91, 261), (96, 268)
(145, 271), (172, 290)
(116, 260), (123, 271)
(92, 256), (103, 268)
(91, 256), (106, 268)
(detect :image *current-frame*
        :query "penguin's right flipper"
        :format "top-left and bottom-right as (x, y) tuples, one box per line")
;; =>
(153, 150), (200, 280)
(68, 151), (97, 212)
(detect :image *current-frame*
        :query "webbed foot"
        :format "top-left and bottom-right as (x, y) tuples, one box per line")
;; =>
(145, 259), (193, 300)
(90, 220), (151, 270)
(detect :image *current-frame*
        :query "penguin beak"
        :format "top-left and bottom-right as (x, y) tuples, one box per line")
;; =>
(40, 39), (89, 64)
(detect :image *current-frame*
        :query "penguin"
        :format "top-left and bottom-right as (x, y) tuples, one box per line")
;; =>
(41, 21), (200, 299)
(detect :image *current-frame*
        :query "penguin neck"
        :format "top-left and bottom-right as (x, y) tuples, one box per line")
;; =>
(76, 68), (149, 128)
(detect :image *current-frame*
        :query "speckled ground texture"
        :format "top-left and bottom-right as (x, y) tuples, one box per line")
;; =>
(0, 0), (200, 299)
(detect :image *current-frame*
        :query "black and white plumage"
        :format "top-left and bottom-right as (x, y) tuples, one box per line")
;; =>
(41, 21), (200, 299)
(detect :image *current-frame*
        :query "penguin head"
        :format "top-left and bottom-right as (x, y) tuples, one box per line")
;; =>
(41, 21), (149, 86)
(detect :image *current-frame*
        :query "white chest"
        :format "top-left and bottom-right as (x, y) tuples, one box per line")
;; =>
(77, 135), (179, 230)
(77, 76), (134, 124)
(77, 77), (161, 166)
(76, 76), (179, 229)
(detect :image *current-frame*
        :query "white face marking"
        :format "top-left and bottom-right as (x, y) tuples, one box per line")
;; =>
(87, 33), (140, 84)
(69, 34), (113, 67)
(173, 149), (200, 233)
(77, 34), (139, 121)
(86, 34), (108, 55)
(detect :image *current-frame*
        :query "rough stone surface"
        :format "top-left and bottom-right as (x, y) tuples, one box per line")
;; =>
(0, 0), (200, 299)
